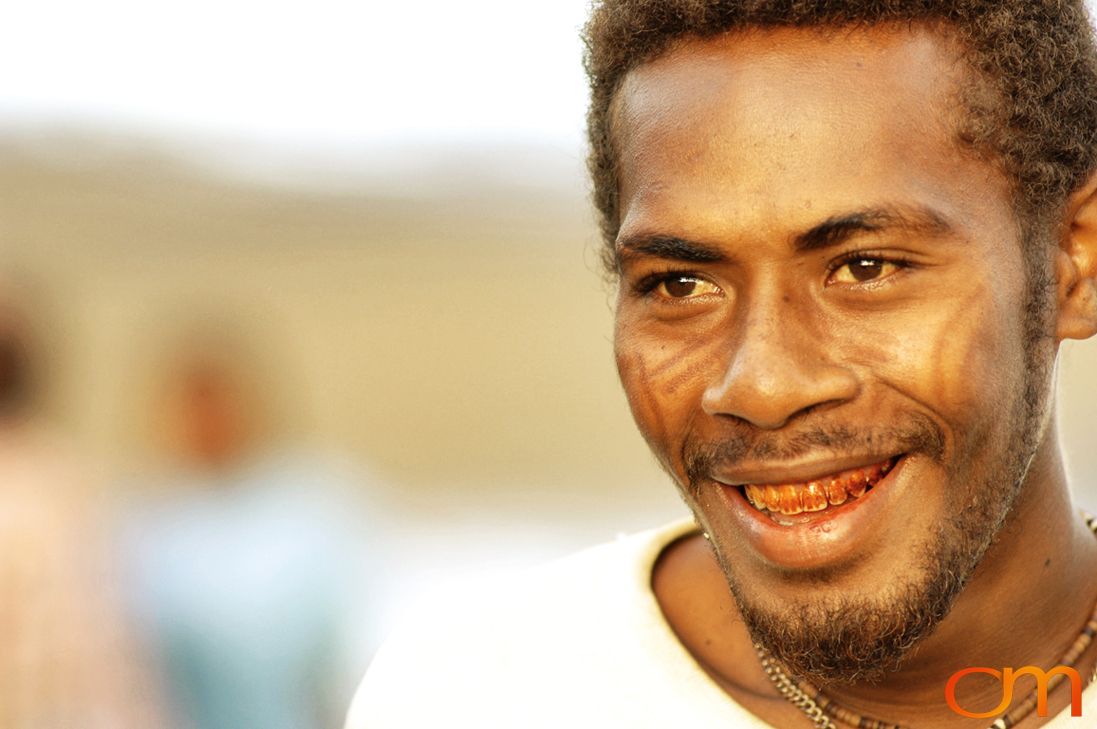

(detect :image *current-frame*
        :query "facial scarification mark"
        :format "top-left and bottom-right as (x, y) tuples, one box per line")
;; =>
(623, 352), (671, 452)
(643, 331), (726, 398)
(662, 356), (715, 397)
(645, 345), (687, 380)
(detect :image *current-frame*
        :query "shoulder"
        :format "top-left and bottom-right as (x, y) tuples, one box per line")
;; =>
(345, 519), (766, 728)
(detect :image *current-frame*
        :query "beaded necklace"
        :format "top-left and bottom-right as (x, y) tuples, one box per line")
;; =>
(754, 512), (1097, 729)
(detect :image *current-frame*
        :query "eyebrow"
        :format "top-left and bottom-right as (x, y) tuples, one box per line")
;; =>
(793, 205), (954, 252)
(614, 235), (726, 269)
(615, 204), (956, 269)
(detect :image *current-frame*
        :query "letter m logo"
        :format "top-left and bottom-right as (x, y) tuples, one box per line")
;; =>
(945, 665), (1082, 718)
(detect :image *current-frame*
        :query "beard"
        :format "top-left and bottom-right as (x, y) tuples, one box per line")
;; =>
(685, 237), (1059, 685)
(724, 465), (1022, 684)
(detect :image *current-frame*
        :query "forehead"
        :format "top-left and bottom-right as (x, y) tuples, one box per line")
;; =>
(612, 25), (1010, 245)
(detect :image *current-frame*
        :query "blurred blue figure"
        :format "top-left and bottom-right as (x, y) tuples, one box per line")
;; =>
(119, 344), (374, 729)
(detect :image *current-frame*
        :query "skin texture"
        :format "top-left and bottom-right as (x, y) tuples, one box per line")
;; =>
(613, 26), (1097, 728)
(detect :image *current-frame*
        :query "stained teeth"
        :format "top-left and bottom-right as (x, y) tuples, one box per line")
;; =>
(777, 485), (800, 515)
(847, 472), (867, 498)
(824, 478), (847, 506)
(763, 485), (781, 512)
(737, 458), (898, 517)
(801, 481), (828, 512)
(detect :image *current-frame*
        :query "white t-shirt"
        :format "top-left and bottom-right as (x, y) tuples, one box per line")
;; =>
(346, 520), (1097, 728)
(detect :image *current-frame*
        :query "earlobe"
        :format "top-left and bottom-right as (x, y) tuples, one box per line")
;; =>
(1055, 174), (1097, 342)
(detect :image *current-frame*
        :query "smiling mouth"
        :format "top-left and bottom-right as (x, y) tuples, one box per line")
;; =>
(737, 456), (900, 520)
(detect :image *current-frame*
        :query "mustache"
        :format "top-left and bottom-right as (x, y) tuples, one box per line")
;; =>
(683, 413), (945, 489)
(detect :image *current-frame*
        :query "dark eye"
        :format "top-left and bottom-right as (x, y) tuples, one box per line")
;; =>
(829, 257), (900, 285)
(655, 275), (722, 299)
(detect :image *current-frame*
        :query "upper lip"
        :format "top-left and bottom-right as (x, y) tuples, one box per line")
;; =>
(710, 453), (901, 487)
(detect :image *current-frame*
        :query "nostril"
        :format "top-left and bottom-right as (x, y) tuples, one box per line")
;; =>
(702, 366), (861, 430)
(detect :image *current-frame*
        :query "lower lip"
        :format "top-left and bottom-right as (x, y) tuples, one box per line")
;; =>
(712, 456), (910, 571)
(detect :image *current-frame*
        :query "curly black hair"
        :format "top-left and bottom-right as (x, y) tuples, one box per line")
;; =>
(584, 0), (1097, 273)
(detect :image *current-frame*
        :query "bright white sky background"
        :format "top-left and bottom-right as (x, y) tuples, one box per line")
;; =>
(0, 0), (593, 152)
(5, 0), (1097, 175)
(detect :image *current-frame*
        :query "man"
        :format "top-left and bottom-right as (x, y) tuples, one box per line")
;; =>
(348, 1), (1097, 726)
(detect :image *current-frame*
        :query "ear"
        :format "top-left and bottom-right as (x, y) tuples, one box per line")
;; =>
(1055, 173), (1097, 342)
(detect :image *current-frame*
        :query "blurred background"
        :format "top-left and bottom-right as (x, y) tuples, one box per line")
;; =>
(1, 1), (1096, 727)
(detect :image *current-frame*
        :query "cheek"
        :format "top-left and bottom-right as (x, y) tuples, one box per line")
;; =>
(839, 278), (1027, 431)
(614, 316), (728, 470)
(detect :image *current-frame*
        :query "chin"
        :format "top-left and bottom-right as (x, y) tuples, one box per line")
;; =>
(729, 570), (952, 684)
(709, 492), (1009, 685)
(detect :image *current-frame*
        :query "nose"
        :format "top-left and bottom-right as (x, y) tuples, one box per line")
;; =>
(701, 298), (860, 430)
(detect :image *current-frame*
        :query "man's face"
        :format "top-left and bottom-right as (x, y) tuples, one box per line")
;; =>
(612, 26), (1049, 680)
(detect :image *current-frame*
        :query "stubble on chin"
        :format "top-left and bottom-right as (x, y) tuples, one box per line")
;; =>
(719, 514), (974, 685)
